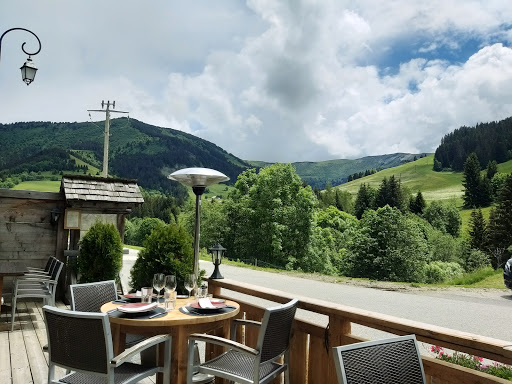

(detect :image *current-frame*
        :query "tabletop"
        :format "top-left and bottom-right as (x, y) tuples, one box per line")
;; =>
(101, 297), (239, 327)
(101, 297), (240, 384)
(0, 261), (28, 276)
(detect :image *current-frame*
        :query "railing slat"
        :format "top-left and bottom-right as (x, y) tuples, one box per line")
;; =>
(289, 330), (308, 383)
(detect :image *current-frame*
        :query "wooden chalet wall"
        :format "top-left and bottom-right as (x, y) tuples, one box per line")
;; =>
(0, 189), (66, 266)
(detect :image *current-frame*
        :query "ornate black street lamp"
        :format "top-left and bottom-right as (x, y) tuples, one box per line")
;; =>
(0, 28), (42, 85)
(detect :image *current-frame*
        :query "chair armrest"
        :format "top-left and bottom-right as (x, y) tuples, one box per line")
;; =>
(16, 280), (56, 291)
(230, 319), (261, 340)
(111, 334), (171, 367)
(189, 333), (259, 356)
(15, 276), (51, 284)
(21, 273), (51, 278)
(232, 319), (261, 328)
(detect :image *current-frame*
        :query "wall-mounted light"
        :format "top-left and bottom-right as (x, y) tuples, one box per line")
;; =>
(50, 208), (61, 226)
(0, 28), (42, 85)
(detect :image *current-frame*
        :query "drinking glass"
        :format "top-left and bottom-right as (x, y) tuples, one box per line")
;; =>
(152, 273), (165, 304)
(164, 275), (177, 294)
(184, 274), (196, 298)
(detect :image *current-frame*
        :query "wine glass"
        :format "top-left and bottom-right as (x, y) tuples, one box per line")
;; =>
(152, 273), (165, 304)
(184, 274), (196, 298)
(164, 275), (177, 294)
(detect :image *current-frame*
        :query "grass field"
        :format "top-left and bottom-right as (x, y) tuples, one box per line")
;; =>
(338, 154), (465, 204)
(12, 180), (61, 192)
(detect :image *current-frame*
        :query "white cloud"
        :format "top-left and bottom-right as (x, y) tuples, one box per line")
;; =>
(1, 0), (512, 162)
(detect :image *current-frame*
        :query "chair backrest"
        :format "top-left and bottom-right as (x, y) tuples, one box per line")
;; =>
(70, 280), (117, 312)
(42, 256), (55, 272)
(49, 260), (64, 283)
(43, 305), (113, 374)
(332, 334), (426, 384)
(43, 256), (57, 275)
(257, 298), (298, 363)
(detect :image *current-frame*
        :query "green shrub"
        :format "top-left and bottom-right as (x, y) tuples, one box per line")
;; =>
(464, 249), (491, 272)
(135, 217), (165, 245)
(130, 223), (203, 294)
(345, 206), (429, 282)
(77, 221), (123, 283)
(424, 261), (464, 284)
(123, 219), (137, 245)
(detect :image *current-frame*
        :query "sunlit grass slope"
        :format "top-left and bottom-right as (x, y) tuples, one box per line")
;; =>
(337, 154), (464, 204)
(12, 180), (61, 192)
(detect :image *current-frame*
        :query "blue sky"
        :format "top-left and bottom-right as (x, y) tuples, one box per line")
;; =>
(1, 1), (512, 163)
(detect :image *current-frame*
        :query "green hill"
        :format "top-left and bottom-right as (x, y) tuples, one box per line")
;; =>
(248, 153), (425, 189)
(337, 154), (465, 204)
(0, 118), (252, 197)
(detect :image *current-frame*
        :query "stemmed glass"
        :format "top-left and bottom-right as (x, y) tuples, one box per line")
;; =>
(184, 274), (196, 298)
(152, 273), (165, 304)
(164, 275), (177, 311)
(164, 275), (177, 295)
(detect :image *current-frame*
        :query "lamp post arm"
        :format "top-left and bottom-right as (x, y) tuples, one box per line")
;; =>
(0, 28), (42, 63)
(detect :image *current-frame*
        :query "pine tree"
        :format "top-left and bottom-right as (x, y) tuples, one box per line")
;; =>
(354, 183), (375, 219)
(462, 152), (482, 208)
(486, 160), (498, 180)
(468, 208), (487, 251)
(486, 175), (512, 268)
(375, 175), (406, 211)
(409, 191), (426, 215)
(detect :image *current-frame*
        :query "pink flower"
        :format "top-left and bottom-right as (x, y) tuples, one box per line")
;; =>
(473, 356), (483, 363)
(431, 345), (444, 354)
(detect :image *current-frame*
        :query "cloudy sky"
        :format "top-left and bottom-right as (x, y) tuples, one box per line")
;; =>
(1, 1), (512, 162)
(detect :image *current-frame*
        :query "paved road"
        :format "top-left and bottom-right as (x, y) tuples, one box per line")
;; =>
(121, 249), (512, 342)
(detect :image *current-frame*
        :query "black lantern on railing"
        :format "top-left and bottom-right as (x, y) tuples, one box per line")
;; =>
(209, 243), (226, 279)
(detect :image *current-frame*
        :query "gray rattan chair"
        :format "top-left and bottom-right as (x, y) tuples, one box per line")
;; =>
(69, 280), (146, 347)
(11, 259), (64, 331)
(43, 305), (171, 384)
(332, 334), (426, 384)
(186, 298), (298, 384)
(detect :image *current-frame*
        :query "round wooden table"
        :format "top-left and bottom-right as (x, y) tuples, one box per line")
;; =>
(101, 298), (240, 384)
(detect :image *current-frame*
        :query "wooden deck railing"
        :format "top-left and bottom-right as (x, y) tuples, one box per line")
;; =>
(208, 278), (512, 384)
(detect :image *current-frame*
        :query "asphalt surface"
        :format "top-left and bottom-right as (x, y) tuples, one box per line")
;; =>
(121, 249), (512, 343)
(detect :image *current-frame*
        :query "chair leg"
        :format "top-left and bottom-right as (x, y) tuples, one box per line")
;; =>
(284, 352), (290, 384)
(10, 298), (16, 332)
(186, 339), (196, 384)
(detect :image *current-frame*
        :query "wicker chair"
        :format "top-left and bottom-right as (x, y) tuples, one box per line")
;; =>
(11, 259), (64, 331)
(186, 298), (298, 384)
(43, 305), (171, 384)
(332, 334), (426, 384)
(69, 280), (146, 347)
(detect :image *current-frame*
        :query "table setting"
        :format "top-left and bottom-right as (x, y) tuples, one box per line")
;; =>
(106, 273), (238, 321)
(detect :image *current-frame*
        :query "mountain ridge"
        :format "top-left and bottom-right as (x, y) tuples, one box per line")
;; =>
(0, 118), (426, 192)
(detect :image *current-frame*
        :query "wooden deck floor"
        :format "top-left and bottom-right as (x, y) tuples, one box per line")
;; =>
(0, 300), (155, 384)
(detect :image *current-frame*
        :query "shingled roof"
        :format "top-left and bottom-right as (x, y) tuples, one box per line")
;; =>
(60, 175), (144, 204)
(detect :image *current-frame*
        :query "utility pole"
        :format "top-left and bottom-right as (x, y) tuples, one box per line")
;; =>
(87, 101), (128, 178)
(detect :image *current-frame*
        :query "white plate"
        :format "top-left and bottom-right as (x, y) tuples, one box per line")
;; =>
(117, 302), (158, 313)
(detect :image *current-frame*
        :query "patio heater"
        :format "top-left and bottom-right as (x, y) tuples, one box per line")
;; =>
(168, 168), (229, 280)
